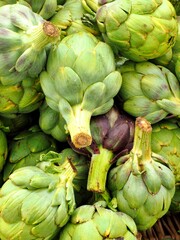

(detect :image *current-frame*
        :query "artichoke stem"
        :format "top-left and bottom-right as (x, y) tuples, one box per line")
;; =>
(26, 21), (60, 50)
(87, 145), (114, 193)
(67, 107), (92, 149)
(131, 117), (152, 170)
(58, 157), (77, 183)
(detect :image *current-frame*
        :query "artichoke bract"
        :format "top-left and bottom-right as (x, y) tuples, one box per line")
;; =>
(2, 125), (57, 181)
(40, 31), (122, 149)
(94, 0), (178, 62)
(0, 149), (89, 240)
(107, 117), (175, 231)
(151, 118), (180, 183)
(58, 201), (139, 240)
(69, 106), (135, 193)
(117, 60), (180, 124)
(0, 126), (8, 172)
(39, 100), (68, 142)
(0, 76), (44, 117)
(0, 3), (60, 85)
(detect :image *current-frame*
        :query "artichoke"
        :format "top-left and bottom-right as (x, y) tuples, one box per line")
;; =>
(39, 100), (68, 142)
(0, 148), (89, 240)
(151, 118), (180, 183)
(107, 117), (175, 230)
(50, 0), (100, 37)
(58, 201), (139, 240)
(82, 0), (178, 62)
(1, 0), (59, 20)
(0, 76), (44, 118)
(40, 31), (122, 149)
(117, 60), (180, 124)
(3, 125), (58, 181)
(69, 106), (135, 193)
(0, 3), (60, 85)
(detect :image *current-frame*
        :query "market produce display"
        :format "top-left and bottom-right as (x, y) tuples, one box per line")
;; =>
(0, 0), (180, 239)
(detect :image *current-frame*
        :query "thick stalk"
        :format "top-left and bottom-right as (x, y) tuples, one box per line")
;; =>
(87, 145), (114, 193)
(131, 117), (152, 172)
(67, 106), (93, 149)
(25, 21), (60, 50)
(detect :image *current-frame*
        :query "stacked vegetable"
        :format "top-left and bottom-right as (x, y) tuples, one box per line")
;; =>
(0, 0), (180, 239)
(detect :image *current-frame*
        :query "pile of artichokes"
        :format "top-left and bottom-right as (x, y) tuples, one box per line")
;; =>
(0, 0), (180, 239)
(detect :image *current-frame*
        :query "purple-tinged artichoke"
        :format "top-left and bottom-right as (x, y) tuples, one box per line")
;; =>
(69, 106), (135, 193)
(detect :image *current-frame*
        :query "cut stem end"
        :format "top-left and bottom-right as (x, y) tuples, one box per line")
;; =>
(72, 133), (92, 149)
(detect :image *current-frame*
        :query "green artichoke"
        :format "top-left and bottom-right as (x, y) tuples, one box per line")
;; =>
(0, 148), (89, 240)
(58, 201), (139, 240)
(1, 0), (59, 19)
(0, 76), (44, 118)
(50, 0), (100, 37)
(69, 106), (135, 193)
(0, 3), (60, 85)
(82, 0), (178, 62)
(40, 31), (122, 149)
(117, 60), (180, 124)
(107, 117), (175, 231)
(151, 118), (180, 183)
(39, 100), (68, 142)
(3, 125), (57, 181)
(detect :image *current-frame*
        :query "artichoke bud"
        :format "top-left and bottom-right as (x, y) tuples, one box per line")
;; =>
(108, 117), (176, 231)
(58, 201), (139, 240)
(95, 0), (178, 62)
(0, 148), (89, 239)
(0, 3), (60, 83)
(151, 118), (180, 183)
(2, 125), (58, 181)
(40, 31), (122, 149)
(117, 61), (180, 124)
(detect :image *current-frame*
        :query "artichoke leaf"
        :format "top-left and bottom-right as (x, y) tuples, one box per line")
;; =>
(81, 82), (106, 111)
(123, 173), (148, 209)
(54, 66), (83, 105)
